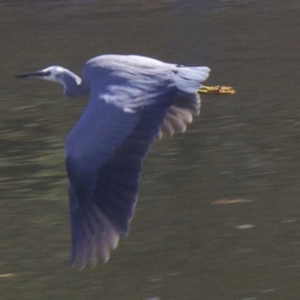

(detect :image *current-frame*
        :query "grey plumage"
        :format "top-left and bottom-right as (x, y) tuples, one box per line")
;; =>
(15, 54), (210, 268)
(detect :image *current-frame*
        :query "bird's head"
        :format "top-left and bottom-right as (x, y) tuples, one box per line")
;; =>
(15, 66), (73, 84)
(15, 66), (84, 98)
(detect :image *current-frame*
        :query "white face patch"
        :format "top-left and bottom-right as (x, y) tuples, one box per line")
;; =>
(39, 66), (64, 83)
(38, 66), (81, 86)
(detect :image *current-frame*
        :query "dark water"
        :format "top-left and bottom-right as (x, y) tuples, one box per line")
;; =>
(0, 0), (300, 299)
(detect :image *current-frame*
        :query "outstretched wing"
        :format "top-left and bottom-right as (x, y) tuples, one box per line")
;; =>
(66, 57), (176, 267)
(66, 102), (138, 265)
(65, 55), (210, 268)
(66, 100), (170, 267)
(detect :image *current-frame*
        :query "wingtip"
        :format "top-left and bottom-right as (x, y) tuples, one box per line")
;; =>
(70, 205), (122, 268)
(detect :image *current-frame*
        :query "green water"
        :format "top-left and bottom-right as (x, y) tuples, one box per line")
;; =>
(0, 0), (300, 299)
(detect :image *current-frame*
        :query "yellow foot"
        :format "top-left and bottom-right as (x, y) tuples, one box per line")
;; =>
(198, 85), (236, 95)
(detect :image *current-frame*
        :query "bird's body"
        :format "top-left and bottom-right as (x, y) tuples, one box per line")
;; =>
(15, 54), (210, 267)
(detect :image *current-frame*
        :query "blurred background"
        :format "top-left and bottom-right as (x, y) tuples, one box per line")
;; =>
(0, 0), (300, 299)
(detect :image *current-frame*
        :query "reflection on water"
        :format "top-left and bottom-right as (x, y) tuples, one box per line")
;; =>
(0, 0), (300, 299)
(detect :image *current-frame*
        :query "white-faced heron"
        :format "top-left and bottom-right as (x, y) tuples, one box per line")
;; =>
(15, 54), (210, 268)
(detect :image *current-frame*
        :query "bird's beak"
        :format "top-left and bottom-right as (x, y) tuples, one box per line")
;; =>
(15, 70), (51, 79)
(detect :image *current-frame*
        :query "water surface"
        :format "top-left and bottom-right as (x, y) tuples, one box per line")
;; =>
(0, 0), (300, 299)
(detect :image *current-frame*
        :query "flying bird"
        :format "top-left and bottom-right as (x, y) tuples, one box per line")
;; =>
(15, 54), (210, 268)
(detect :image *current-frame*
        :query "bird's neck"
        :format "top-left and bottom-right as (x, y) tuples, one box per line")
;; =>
(62, 71), (90, 98)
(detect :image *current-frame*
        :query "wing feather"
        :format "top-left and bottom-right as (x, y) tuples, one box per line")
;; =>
(66, 55), (210, 267)
(68, 104), (168, 267)
(66, 60), (175, 266)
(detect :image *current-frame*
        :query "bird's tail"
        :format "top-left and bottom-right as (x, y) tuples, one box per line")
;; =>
(174, 66), (210, 94)
(159, 66), (210, 137)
